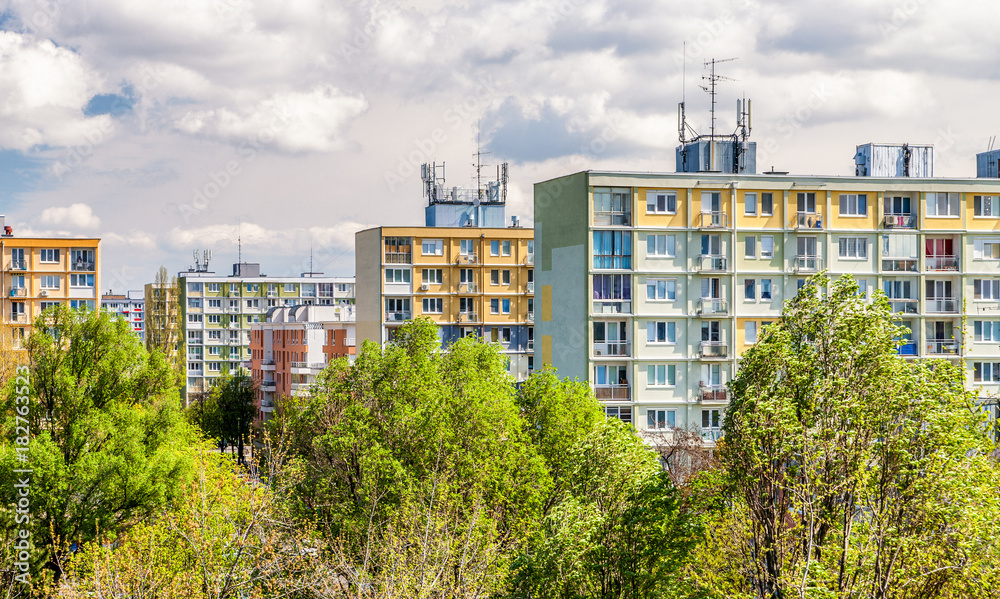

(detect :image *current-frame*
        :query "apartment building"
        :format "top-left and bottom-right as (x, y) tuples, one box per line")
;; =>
(249, 304), (356, 422)
(0, 217), (100, 345)
(101, 290), (145, 342)
(534, 146), (1000, 441)
(178, 260), (355, 403)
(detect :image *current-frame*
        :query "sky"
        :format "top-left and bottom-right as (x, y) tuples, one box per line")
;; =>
(1, 0), (1000, 291)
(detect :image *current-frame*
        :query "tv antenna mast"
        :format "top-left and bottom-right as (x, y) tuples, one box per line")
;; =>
(473, 119), (491, 202)
(700, 57), (738, 143)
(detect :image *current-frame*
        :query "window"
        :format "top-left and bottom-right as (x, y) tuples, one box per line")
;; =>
(422, 239), (443, 255)
(190, 283), (204, 293)
(208, 346), (221, 356)
(646, 190), (677, 214)
(40, 276), (60, 289)
(927, 192), (959, 217)
(502, 240), (511, 256)
(188, 314), (203, 323)
(491, 270), (500, 285)
(797, 192), (816, 213)
(189, 298), (202, 308)
(603, 406), (632, 424)
(646, 278), (676, 301)
(974, 279), (1000, 300)
(284, 283), (296, 293)
(647, 321), (676, 344)
(838, 237), (868, 259)
(595, 364), (628, 386)
(975, 196), (998, 217)
(40, 248), (60, 262)
(385, 269), (411, 283)
(69, 274), (94, 287)
(422, 298), (443, 313)
(208, 283), (220, 292)
(593, 231), (632, 269)
(839, 194), (868, 216)
(208, 315), (221, 324)
(208, 299), (221, 308)
(647, 364), (676, 387)
(207, 362), (222, 372)
(761, 192), (773, 216)
(188, 362), (202, 372)
(208, 330), (222, 340)
(490, 299), (499, 314)
(744, 279), (756, 300)
(502, 270), (511, 285)
(745, 192), (757, 215)
(883, 234), (917, 258)
(974, 321), (1000, 342)
(647, 409), (676, 430)
(702, 409), (722, 430)
(422, 268), (443, 284)
(40, 301), (59, 311)
(593, 274), (632, 300)
(761, 278), (772, 300)
(646, 234), (676, 257)
(490, 240), (500, 256)
(745, 236), (756, 258)
(594, 187), (632, 225)
(247, 283), (260, 293)
(502, 298), (511, 314)
(761, 235), (774, 258)
(746, 321), (758, 344)
(974, 362), (1000, 383)
(502, 327), (512, 343)
(974, 239), (1000, 260)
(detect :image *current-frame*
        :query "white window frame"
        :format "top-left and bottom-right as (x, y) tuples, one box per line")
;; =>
(385, 268), (411, 283)
(646, 364), (676, 387)
(421, 239), (443, 255)
(927, 192), (960, 217)
(646, 321), (677, 344)
(974, 321), (1000, 342)
(975, 279), (1000, 300)
(745, 236), (756, 259)
(647, 408), (676, 430)
(646, 278), (677, 301)
(746, 321), (758, 344)
(838, 194), (868, 217)
(646, 234), (676, 258)
(422, 268), (444, 284)
(974, 238), (1000, 260)
(760, 235), (774, 259)
(40, 275), (60, 289)
(40, 248), (60, 263)
(975, 195), (999, 218)
(761, 192), (773, 216)
(646, 190), (677, 214)
(422, 298), (443, 314)
(207, 283), (220, 292)
(744, 192), (757, 215)
(838, 236), (869, 260)
(744, 279), (756, 301)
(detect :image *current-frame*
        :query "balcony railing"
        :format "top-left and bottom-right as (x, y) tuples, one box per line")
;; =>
(71, 261), (95, 272)
(883, 213), (916, 229)
(698, 255), (727, 272)
(925, 297), (959, 314)
(592, 301), (632, 314)
(9, 287), (26, 298)
(459, 312), (479, 323)
(527, 312), (535, 322)
(887, 299), (918, 314)
(594, 384), (630, 400)
(384, 252), (412, 264)
(699, 341), (729, 359)
(882, 258), (918, 272)
(925, 255), (958, 271)
(291, 361), (327, 370)
(700, 429), (723, 442)
(458, 253), (479, 264)
(795, 256), (822, 272)
(698, 298), (729, 316)
(8, 260), (26, 270)
(897, 342), (917, 356)
(926, 339), (960, 355)
(593, 341), (631, 357)
(794, 212), (823, 229)
(697, 211), (728, 228)
(385, 311), (411, 322)
(594, 211), (631, 226)
(459, 282), (479, 293)
(526, 282), (535, 294)
(700, 385), (728, 402)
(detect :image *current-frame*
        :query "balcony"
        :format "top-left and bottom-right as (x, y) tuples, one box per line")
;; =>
(266, 291), (277, 297)
(881, 258), (918, 273)
(897, 341), (917, 356)
(697, 255), (727, 272)
(8, 260), (26, 270)
(699, 341), (729, 359)
(384, 251), (412, 264)
(385, 311), (411, 322)
(925, 255), (958, 271)
(459, 312), (479, 323)
(699, 384), (728, 403)
(697, 211), (728, 228)
(794, 255), (822, 273)
(697, 298), (729, 316)
(701, 429), (723, 442)
(526, 282), (535, 294)
(925, 339), (960, 355)
(794, 212), (823, 229)
(291, 361), (326, 372)
(525, 254), (534, 265)
(925, 298), (959, 314)
(459, 282), (479, 294)
(527, 312), (535, 322)
(9, 287), (26, 298)
(887, 299), (918, 314)
(594, 211), (631, 226)
(261, 359), (276, 371)
(261, 398), (275, 409)
(458, 253), (479, 265)
(883, 213), (916, 229)
(593, 301), (631, 314)
(71, 261), (95, 272)
(594, 384), (630, 400)
(593, 341), (631, 357)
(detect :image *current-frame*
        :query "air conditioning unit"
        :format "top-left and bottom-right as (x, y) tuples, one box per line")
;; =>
(421, 283), (429, 291)
(39, 290), (48, 297)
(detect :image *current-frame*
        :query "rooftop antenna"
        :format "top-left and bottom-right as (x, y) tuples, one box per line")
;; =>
(700, 57), (738, 144)
(473, 119), (491, 202)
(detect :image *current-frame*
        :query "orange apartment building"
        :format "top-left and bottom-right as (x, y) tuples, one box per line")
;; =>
(249, 304), (355, 421)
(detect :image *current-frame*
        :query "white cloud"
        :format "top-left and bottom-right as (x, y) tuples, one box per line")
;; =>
(38, 203), (101, 230)
(166, 221), (371, 255)
(101, 231), (156, 251)
(0, 32), (114, 150)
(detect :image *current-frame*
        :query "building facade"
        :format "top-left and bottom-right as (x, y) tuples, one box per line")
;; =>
(177, 262), (355, 402)
(355, 226), (535, 380)
(101, 290), (145, 342)
(534, 169), (1000, 440)
(1, 219), (100, 345)
(249, 304), (356, 421)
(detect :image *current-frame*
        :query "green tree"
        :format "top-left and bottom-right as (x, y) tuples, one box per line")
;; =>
(145, 266), (181, 384)
(0, 305), (199, 586)
(713, 274), (1000, 598)
(188, 370), (256, 464)
(512, 418), (699, 599)
(274, 318), (552, 596)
